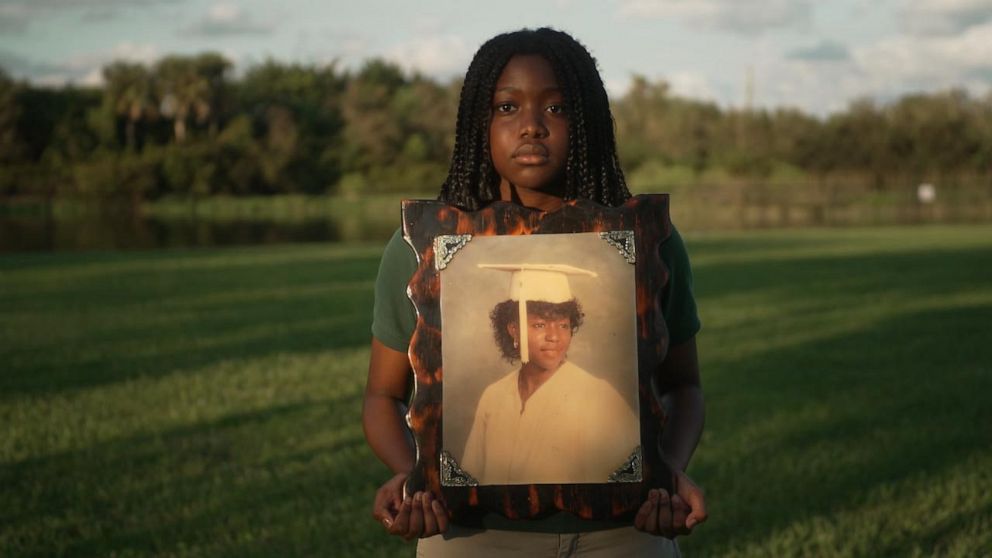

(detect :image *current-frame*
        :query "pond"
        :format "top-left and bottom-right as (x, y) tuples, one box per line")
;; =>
(0, 200), (401, 252)
(2, 189), (989, 252)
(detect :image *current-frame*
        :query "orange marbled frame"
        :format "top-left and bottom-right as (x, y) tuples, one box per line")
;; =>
(401, 195), (675, 523)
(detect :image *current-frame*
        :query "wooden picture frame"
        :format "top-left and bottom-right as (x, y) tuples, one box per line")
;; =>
(402, 194), (676, 523)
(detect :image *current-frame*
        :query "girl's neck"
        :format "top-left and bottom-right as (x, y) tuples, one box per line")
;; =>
(500, 182), (564, 212)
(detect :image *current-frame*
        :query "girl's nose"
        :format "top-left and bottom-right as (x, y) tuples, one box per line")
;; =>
(520, 108), (548, 138)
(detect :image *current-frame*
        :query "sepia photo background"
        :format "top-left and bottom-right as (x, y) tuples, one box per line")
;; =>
(440, 232), (640, 466)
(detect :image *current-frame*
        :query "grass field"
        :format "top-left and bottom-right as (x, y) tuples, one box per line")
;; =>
(2, 225), (990, 557)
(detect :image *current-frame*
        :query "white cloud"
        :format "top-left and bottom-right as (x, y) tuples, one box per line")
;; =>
(0, 0), (176, 31)
(107, 41), (161, 65)
(184, 3), (273, 37)
(341, 36), (369, 59)
(617, 0), (812, 34)
(604, 71), (721, 106)
(766, 59), (866, 115)
(78, 68), (104, 87)
(769, 20), (992, 115)
(387, 35), (471, 77)
(668, 71), (718, 101)
(604, 76), (631, 100)
(289, 28), (370, 72)
(897, 0), (992, 35)
(8, 41), (161, 86)
(854, 20), (992, 89)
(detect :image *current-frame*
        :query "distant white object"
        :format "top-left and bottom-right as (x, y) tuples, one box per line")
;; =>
(917, 183), (936, 204)
(159, 94), (177, 118)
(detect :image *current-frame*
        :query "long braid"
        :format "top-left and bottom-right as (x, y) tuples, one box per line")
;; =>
(542, 29), (627, 206)
(546, 37), (592, 201)
(540, 40), (586, 201)
(439, 28), (631, 210)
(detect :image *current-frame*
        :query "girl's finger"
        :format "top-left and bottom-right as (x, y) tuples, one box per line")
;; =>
(633, 496), (653, 531)
(671, 494), (688, 532)
(372, 489), (396, 524)
(388, 497), (412, 536)
(641, 489), (661, 533)
(656, 489), (673, 537)
(432, 499), (449, 533)
(405, 493), (425, 540)
(421, 493), (438, 536)
(685, 490), (708, 529)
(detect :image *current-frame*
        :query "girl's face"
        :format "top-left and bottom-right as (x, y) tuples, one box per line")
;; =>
(489, 54), (569, 211)
(509, 313), (573, 372)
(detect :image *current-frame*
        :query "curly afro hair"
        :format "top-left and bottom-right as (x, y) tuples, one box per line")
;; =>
(489, 299), (585, 362)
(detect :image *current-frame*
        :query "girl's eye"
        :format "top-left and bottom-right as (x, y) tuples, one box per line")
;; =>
(495, 102), (515, 113)
(547, 104), (564, 114)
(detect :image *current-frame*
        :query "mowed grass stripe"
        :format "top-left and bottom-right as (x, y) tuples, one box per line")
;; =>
(1, 225), (990, 557)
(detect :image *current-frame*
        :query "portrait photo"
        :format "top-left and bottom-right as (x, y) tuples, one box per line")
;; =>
(439, 231), (641, 486)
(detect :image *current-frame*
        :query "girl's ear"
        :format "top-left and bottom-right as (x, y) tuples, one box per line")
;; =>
(507, 322), (518, 339)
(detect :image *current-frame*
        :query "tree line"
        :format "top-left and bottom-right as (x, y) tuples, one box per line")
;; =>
(1, 53), (990, 202)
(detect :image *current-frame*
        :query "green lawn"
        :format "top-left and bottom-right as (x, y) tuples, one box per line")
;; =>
(2, 225), (990, 557)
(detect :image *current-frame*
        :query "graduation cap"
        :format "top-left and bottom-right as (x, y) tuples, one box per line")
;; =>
(478, 263), (598, 363)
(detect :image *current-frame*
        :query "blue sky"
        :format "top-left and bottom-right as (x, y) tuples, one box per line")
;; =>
(2, 0), (991, 115)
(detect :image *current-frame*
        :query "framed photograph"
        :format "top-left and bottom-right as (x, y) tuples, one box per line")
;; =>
(402, 195), (676, 522)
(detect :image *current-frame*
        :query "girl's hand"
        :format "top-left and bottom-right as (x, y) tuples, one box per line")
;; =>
(372, 472), (407, 530)
(633, 470), (707, 538)
(372, 473), (449, 540)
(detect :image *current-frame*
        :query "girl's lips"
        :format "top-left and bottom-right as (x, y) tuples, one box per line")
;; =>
(513, 143), (549, 157)
(514, 154), (549, 165)
(513, 143), (550, 164)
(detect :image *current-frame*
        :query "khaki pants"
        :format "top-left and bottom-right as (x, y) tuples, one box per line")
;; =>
(417, 525), (681, 558)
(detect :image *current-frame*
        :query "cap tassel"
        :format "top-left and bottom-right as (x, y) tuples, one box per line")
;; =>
(518, 297), (529, 363)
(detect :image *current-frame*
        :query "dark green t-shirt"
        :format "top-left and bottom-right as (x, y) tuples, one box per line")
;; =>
(372, 226), (700, 352)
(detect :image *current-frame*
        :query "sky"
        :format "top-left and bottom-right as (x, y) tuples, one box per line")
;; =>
(2, 0), (991, 116)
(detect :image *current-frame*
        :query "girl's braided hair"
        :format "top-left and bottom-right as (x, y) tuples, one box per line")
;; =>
(438, 28), (631, 210)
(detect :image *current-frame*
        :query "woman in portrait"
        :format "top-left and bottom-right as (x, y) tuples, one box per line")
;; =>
(460, 264), (641, 485)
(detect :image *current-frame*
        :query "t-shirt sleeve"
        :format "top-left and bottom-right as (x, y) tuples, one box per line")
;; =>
(371, 228), (418, 352)
(660, 224), (701, 345)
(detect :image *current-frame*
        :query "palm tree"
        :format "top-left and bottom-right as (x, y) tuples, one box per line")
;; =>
(102, 62), (155, 151)
(155, 53), (231, 143)
(193, 53), (231, 137)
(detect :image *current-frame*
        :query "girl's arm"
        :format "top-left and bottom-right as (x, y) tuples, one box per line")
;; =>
(658, 336), (704, 472)
(634, 336), (708, 537)
(362, 337), (415, 474)
(363, 337), (449, 538)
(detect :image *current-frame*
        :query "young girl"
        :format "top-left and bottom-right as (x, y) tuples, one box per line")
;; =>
(363, 28), (707, 556)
